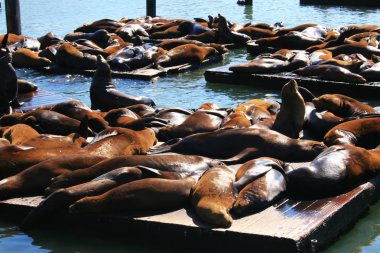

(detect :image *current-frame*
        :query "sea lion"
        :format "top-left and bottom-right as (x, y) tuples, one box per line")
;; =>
(75, 19), (123, 33)
(17, 79), (38, 93)
(0, 33), (25, 45)
(0, 110), (90, 136)
(0, 138), (10, 147)
(221, 111), (252, 129)
(103, 108), (140, 127)
(157, 110), (227, 141)
(125, 104), (155, 117)
(150, 128), (326, 164)
(229, 56), (290, 74)
(0, 53), (18, 116)
(272, 80), (305, 138)
(360, 62), (380, 82)
(0, 154), (106, 199)
(286, 145), (380, 197)
(69, 176), (196, 214)
(148, 108), (193, 126)
(232, 157), (287, 215)
(154, 44), (218, 70)
(56, 42), (97, 70)
(22, 165), (182, 228)
(235, 99), (280, 115)
(12, 48), (52, 68)
(50, 100), (109, 132)
(116, 24), (149, 41)
(323, 117), (380, 149)
(47, 154), (221, 192)
(294, 65), (366, 84)
(255, 33), (323, 50)
(325, 42), (380, 59)
(217, 14), (251, 45)
(150, 25), (182, 39)
(2, 124), (40, 145)
(312, 94), (378, 118)
(90, 55), (155, 111)
(183, 30), (218, 44)
(237, 26), (276, 39)
(37, 32), (63, 49)
(276, 24), (318, 36)
(191, 164), (236, 227)
(64, 29), (110, 47)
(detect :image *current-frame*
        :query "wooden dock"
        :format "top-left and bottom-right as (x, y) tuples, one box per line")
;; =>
(41, 54), (224, 80)
(0, 162), (379, 253)
(300, 0), (380, 7)
(14, 90), (71, 112)
(204, 65), (380, 99)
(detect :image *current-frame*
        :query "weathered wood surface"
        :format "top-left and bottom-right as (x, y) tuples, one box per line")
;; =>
(41, 54), (224, 80)
(14, 90), (71, 112)
(0, 161), (379, 253)
(204, 65), (380, 99)
(300, 0), (380, 7)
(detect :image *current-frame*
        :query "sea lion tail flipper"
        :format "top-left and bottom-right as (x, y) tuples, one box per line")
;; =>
(148, 138), (182, 154)
(297, 86), (316, 102)
(220, 147), (258, 165)
(78, 115), (91, 138)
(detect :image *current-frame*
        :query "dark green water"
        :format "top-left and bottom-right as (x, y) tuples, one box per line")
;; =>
(0, 1), (380, 252)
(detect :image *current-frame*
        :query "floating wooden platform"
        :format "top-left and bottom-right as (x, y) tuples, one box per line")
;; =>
(14, 90), (71, 112)
(300, 0), (380, 7)
(204, 65), (380, 99)
(0, 162), (379, 253)
(40, 54), (224, 80)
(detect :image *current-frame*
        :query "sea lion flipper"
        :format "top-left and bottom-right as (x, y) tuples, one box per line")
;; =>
(220, 147), (259, 165)
(234, 166), (272, 191)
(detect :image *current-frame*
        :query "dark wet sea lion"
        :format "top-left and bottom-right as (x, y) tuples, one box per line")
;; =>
(50, 100), (109, 132)
(191, 164), (236, 227)
(272, 80), (305, 138)
(90, 55), (155, 111)
(323, 117), (380, 149)
(22, 165), (181, 228)
(0, 154), (106, 199)
(56, 42), (97, 70)
(0, 110), (90, 136)
(157, 110), (227, 141)
(69, 176), (196, 214)
(47, 154), (221, 193)
(294, 65), (366, 84)
(312, 94), (378, 118)
(0, 53), (18, 116)
(217, 14), (251, 45)
(286, 145), (380, 197)
(232, 157), (287, 215)
(150, 128), (326, 164)
(12, 48), (52, 68)
(17, 79), (38, 93)
(148, 108), (193, 126)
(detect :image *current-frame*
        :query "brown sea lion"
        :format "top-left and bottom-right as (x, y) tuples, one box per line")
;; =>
(150, 128), (326, 164)
(64, 29), (110, 46)
(2, 124), (40, 145)
(154, 44), (218, 70)
(0, 33), (25, 45)
(191, 164), (236, 227)
(360, 62), (380, 82)
(232, 157), (287, 215)
(235, 99), (280, 115)
(90, 55), (155, 111)
(294, 65), (366, 84)
(17, 79), (38, 93)
(237, 26), (276, 39)
(276, 24), (318, 36)
(286, 145), (380, 197)
(22, 165), (182, 228)
(150, 25), (182, 39)
(221, 111), (252, 129)
(229, 56), (290, 74)
(312, 94), (378, 118)
(56, 42), (97, 70)
(0, 154), (106, 199)
(323, 117), (380, 149)
(103, 108), (140, 127)
(325, 42), (380, 59)
(12, 48), (52, 68)
(148, 108), (193, 126)
(47, 154), (221, 192)
(125, 104), (155, 117)
(255, 33), (323, 50)
(157, 110), (227, 141)
(0, 53), (18, 116)
(183, 30), (218, 44)
(37, 32), (63, 50)
(69, 176), (196, 214)
(272, 80), (305, 138)
(50, 100), (109, 132)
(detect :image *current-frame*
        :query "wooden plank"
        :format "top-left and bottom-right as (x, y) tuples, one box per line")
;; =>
(204, 65), (380, 99)
(40, 54), (224, 80)
(13, 90), (71, 112)
(0, 167), (380, 253)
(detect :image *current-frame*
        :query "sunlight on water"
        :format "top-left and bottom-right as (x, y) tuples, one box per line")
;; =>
(0, 0), (380, 252)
